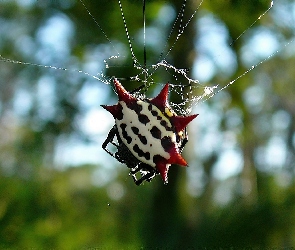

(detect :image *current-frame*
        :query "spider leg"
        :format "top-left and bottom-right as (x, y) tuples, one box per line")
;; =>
(130, 163), (158, 186)
(102, 125), (120, 157)
(179, 137), (188, 152)
(134, 171), (157, 186)
(179, 127), (189, 152)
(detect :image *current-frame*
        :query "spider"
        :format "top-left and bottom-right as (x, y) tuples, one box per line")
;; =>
(101, 78), (198, 185)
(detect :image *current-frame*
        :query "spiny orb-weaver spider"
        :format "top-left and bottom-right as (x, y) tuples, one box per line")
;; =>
(101, 78), (198, 185)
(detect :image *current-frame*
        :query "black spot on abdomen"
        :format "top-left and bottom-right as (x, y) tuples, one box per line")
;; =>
(138, 114), (150, 125)
(139, 135), (147, 145)
(150, 126), (162, 139)
(161, 136), (173, 151)
(133, 144), (150, 160)
(128, 101), (143, 113)
(151, 110), (158, 116)
(131, 126), (139, 134)
(120, 123), (132, 144)
(160, 120), (172, 131)
(131, 126), (147, 145)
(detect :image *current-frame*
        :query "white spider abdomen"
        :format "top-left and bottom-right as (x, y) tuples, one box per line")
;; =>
(116, 101), (175, 167)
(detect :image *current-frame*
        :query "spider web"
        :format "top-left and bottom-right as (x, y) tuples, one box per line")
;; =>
(76, 0), (290, 116)
(0, 0), (292, 117)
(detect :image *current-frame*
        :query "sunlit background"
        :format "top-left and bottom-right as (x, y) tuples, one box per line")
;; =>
(0, 0), (295, 248)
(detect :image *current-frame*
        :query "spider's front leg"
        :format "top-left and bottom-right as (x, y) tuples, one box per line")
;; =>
(102, 125), (120, 157)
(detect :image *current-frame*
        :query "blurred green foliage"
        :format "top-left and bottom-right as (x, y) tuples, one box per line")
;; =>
(0, 0), (295, 248)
